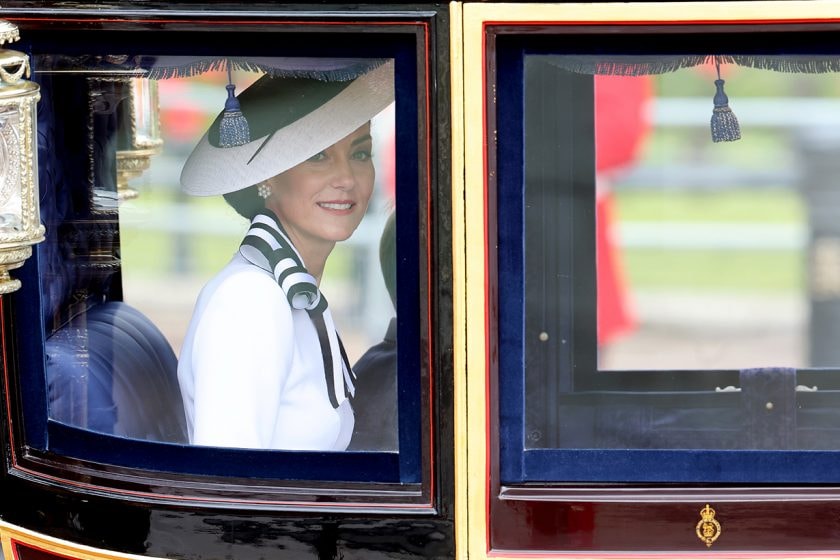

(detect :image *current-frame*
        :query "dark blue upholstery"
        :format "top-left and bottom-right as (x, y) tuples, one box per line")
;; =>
(46, 301), (188, 443)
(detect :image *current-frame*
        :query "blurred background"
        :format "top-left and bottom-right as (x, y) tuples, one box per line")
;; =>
(594, 62), (840, 371)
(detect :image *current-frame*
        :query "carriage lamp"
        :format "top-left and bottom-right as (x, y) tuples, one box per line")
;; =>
(0, 20), (43, 294)
(115, 77), (163, 200)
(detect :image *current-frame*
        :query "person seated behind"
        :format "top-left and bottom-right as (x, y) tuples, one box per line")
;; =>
(349, 211), (398, 451)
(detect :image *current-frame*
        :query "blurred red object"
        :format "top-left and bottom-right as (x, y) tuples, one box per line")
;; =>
(594, 74), (652, 346)
(595, 74), (652, 175)
(595, 184), (636, 346)
(158, 80), (211, 144)
(380, 130), (396, 202)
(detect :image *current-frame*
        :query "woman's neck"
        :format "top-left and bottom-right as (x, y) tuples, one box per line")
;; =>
(256, 208), (334, 284)
(277, 223), (334, 285)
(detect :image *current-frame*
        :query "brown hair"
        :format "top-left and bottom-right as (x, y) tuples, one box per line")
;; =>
(223, 185), (263, 220)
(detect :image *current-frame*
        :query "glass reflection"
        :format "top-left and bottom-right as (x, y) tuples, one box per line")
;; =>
(523, 54), (840, 451)
(38, 56), (398, 451)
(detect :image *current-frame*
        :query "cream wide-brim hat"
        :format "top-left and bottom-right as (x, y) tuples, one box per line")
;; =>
(180, 59), (395, 196)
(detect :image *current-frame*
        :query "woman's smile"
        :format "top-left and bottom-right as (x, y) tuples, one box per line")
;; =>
(317, 201), (356, 213)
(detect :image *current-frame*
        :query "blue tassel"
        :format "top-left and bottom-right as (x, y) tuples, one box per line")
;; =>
(710, 64), (740, 143)
(219, 68), (251, 148)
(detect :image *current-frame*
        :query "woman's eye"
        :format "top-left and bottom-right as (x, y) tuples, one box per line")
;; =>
(307, 151), (327, 162)
(353, 149), (373, 161)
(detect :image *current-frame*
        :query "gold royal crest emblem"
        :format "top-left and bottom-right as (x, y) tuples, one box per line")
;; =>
(695, 504), (721, 547)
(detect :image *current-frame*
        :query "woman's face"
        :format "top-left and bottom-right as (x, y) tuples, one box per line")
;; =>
(265, 123), (375, 256)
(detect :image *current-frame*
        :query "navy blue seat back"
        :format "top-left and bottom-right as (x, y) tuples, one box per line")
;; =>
(46, 301), (188, 443)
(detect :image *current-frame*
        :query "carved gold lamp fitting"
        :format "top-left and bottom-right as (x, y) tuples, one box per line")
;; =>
(0, 20), (43, 294)
(116, 78), (163, 201)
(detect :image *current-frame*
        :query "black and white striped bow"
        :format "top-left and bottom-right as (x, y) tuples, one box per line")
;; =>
(239, 210), (356, 408)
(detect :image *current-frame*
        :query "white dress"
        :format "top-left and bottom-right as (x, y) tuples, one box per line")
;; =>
(178, 252), (354, 450)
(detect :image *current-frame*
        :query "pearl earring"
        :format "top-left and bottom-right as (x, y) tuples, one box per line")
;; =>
(257, 183), (271, 199)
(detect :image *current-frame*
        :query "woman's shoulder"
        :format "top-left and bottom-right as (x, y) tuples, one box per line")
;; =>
(194, 253), (290, 314)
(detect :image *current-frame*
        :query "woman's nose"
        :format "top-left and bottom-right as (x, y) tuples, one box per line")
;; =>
(330, 157), (357, 190)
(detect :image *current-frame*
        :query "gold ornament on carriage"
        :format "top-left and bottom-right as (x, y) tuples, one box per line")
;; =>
(695, 503), (722, 548)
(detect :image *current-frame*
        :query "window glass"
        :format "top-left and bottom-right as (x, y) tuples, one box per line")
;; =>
(510, 50), (840, 468)
(37, 56), (400, 454)
(596, 65), (832, 372)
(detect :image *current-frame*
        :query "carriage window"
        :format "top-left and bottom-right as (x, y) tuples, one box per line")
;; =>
(19, 46), (425, 485)
(497, 42), (840, 483)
